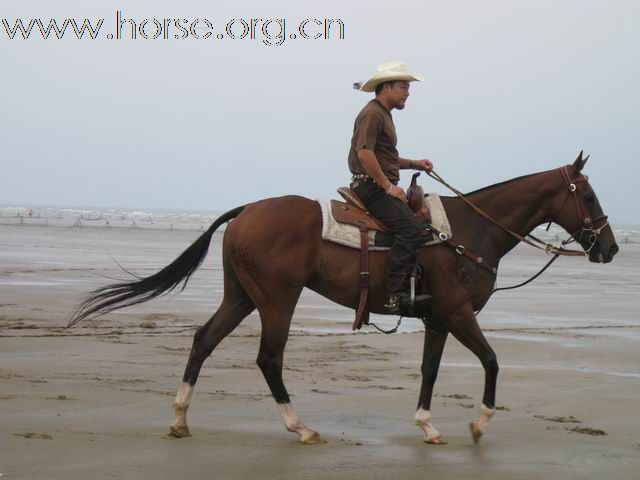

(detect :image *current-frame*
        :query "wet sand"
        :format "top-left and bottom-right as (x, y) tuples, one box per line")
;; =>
(1, 224), (639, 479)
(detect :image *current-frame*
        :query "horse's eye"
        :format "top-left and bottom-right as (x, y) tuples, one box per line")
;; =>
(584, 193), (595, 203)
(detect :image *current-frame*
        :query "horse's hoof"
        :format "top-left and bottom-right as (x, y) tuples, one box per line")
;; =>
(469, 421), (483, 444)
(424, 436), (448, 445)
(169, 424), (192, 438)
(301, 431), (325, 444)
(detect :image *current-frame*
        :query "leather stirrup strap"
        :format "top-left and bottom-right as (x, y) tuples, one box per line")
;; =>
(352, 222), (370, 331)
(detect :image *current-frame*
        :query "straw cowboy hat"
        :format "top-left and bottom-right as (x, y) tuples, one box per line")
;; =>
(353, 61), (424, 92)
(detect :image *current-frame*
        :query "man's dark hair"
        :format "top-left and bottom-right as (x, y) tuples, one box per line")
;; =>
(375, 80), (396, 96)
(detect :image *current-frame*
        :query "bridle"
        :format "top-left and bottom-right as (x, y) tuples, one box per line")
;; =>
(552, 166), (609, 255)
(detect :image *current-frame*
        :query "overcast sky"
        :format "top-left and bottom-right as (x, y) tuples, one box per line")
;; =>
(1, 0), (639, 223)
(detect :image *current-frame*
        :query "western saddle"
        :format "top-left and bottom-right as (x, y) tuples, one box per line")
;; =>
(334, 173), (430, 331)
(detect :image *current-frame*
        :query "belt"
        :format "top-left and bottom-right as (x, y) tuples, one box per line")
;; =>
(350, 174), (398, 186)
(351, 173), (372, 181)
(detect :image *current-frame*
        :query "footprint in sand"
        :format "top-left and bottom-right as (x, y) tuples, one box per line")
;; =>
(438, 393), (472, 399)
(534, 414), (607, 435)
(15, 433), (53, 440)
(331, 375), (372, 382)
(45, 395), (72, 401)
(534, 414), (581, 424)
(566, 426), (607, 436)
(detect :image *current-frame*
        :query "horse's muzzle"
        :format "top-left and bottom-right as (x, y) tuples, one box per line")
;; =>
(592, 242), (618, 264)
(604, 243), (619, 263)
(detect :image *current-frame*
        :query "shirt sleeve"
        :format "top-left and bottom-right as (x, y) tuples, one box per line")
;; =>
(353, 112), (382, 152)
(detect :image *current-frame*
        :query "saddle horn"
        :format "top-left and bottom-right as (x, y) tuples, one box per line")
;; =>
(407, 172), (425, 213)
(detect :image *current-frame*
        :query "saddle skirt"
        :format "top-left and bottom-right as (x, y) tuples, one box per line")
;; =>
(317, 193), (452, 251)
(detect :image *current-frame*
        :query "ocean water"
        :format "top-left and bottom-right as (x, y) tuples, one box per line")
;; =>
(0, 205), (220, 232)
(1, 204), (638, 244)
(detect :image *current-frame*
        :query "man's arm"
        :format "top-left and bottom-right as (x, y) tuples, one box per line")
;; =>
(399, 157), (433, 172)
(357, 149), (407, 202)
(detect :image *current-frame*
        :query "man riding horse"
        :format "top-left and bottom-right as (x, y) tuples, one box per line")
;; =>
(69, 61), (618, 443)
(349, 61), (433, 314)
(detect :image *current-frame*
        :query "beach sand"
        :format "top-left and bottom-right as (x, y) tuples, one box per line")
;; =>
(1, 224), (639, 479)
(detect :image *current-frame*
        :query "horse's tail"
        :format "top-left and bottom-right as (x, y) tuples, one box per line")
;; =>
(67, 205), (246, 327)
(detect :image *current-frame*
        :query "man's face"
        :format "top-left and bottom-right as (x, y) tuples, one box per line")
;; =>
(384, 81), (410, 110)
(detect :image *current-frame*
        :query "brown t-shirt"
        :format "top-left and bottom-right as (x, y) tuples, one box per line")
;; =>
(348, 99), (400, 183)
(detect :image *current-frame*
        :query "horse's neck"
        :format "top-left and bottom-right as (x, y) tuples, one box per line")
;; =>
(446, 170), (559, 260)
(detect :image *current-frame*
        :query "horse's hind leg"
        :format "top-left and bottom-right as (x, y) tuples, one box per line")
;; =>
(221, 197), (322, 443)
(237, 265), (321, 443)
(170, 265), (255, 437)
(255, 302), (322, 444)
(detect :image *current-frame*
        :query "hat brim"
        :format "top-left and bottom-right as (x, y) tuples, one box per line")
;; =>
(360, 73), (424, 92)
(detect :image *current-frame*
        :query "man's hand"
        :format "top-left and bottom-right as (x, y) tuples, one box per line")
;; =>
(412, 159), (433, 173)
(388, 185), (407, 202)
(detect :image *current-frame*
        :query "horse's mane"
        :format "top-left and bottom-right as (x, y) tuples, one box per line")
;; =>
(464, 173), (538, 196)
(464, 170), (555, 197)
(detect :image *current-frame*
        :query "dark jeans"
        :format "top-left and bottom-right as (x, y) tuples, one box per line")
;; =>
(353, 179), (425, 296)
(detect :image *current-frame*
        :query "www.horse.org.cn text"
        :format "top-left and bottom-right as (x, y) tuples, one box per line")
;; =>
(1, 11), (346, 47)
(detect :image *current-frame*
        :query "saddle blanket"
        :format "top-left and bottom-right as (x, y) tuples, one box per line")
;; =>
(318, 193), (453, 251)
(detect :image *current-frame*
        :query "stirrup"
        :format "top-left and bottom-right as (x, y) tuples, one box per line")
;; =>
(385, 293), (432, 316)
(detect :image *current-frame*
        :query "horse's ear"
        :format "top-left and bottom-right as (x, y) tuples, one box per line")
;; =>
(572, 150), (588, 173)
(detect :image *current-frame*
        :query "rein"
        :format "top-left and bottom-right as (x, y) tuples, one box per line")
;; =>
(426, 168), (590, 257)
(475, 229), (591, 315)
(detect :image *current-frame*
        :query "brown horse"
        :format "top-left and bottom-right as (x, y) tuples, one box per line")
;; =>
(70, 152), (618, 445)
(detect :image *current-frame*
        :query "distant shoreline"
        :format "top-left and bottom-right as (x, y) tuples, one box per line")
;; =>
(1, 204), (638, 240)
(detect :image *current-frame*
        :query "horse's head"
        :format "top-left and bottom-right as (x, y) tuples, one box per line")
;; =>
(550, 151), (618, 263)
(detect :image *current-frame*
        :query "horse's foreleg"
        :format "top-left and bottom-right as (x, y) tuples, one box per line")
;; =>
(170, 296), (254, 437)
(416, 324), (449, 444)
(447, 303), (498, 444)
(276, 403), (321, 444)
(256, 307), (323, 444)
